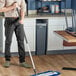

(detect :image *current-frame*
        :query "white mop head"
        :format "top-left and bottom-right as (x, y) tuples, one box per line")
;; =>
(32, 70), (61, 76)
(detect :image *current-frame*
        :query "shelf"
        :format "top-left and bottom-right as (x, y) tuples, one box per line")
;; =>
(36, 0), (64, 15)
(37, 12), (64, 14)
(38, 0), (62, 2)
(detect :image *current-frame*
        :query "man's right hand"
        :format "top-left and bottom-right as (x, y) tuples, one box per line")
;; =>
(0, 2), (18, 12)
(12, 2), (18, 9)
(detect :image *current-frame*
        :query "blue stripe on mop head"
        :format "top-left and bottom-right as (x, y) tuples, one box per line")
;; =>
(31, 71), (61, 76)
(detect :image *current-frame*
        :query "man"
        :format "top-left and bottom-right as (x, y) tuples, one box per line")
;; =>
(0, 0), (32, 68)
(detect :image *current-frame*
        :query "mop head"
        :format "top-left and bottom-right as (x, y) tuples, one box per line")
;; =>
(31, 70), (61, 76)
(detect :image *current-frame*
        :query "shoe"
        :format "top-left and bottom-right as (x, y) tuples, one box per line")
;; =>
(20, 62), (32, 68)
(3, 61), (10, 68)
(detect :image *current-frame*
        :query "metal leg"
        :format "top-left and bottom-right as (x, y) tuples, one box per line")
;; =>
(64, 0), (68, 29)
(72, 9), (74, 28)
(73, 10), (76, 32)
(74, 10), (76, 32)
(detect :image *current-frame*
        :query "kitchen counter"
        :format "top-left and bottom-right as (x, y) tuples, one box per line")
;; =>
(25, 13), (71, 18)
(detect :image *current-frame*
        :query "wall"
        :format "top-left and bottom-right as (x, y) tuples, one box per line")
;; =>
(71, 0), (76, 10)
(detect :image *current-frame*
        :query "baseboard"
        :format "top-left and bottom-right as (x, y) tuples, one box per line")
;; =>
(0, 51), (35, 57)
(47, 49), (76, 55)
(0, 49), (76, 57)
(10, 51), (35, 56)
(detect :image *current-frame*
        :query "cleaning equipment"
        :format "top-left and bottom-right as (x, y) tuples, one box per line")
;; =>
(24, 28), (36, 74)
(64, 0), (76, 36)
(16, 7), (61, 75)
(31, 71), (61, 76)
(16, 7), (36, 74)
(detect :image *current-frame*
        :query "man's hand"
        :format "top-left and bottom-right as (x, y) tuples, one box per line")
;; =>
(12, 2), (18, 9)
(0, 2), (18, 12)
(19, 19), (24, 24)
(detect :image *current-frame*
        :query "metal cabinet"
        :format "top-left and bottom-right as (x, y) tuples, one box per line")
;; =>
(36, 19), (48, 55)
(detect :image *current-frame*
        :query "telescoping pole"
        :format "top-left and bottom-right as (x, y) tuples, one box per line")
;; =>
(16, 7), (37, 75)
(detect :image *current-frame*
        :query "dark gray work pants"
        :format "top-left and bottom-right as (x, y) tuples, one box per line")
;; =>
(4, 17), (25, 63)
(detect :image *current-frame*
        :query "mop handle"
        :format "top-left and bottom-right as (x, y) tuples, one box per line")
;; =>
(26, 43), (36, 70)
(24, 33), (36, 70)
(24, 30), (36, 73)
(16, 7), (36, 72)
